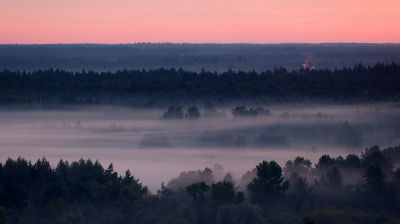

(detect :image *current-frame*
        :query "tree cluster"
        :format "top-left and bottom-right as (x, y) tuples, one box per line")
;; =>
(1, 145), (400, 223)
(0, 62), (399, 105)
(161, 106), (200, 119)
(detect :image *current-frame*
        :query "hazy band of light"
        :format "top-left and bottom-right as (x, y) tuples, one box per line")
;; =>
(0, 0), (399, 43)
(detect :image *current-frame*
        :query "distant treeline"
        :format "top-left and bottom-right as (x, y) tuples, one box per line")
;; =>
(1, 43), (400, 72)
(1, 145), (400, 224)
(0, 62), (399, 105)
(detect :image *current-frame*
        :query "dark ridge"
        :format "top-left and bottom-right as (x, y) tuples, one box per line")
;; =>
(0, 62), (399, 106)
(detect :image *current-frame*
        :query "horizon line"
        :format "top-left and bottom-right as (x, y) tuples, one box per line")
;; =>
(1, 42), (400, 46)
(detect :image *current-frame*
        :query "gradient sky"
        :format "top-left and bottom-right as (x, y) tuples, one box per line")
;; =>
(1, 0), (399, 43)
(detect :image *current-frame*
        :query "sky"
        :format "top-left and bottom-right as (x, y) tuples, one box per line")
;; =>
(0, 0), (399, 44)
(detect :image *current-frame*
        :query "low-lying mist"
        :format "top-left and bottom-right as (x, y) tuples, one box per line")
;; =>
(1, 103), (399, 191)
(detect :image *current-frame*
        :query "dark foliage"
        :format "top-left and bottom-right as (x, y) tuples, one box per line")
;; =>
(1, 145), (400, 223)
(186, 106), (201, 119)
(0, 158), (148, 223)
(162, 105), (184, 119)
(186, 181), (210, 203)
(210, 181), (236, 205)
(232, 106), (271, 117)
(247, 161), (289, 205)
(0, 62), (400, 105)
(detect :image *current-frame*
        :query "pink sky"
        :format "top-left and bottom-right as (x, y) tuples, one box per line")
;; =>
(1, 0), (399, 43)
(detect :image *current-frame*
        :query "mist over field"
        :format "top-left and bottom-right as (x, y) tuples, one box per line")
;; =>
(1, 103), (399, 191)
(1, 44), (400, 224)
(2, 0), (400, 221)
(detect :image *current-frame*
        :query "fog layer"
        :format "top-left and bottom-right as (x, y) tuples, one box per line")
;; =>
(0, 103), (399, 191)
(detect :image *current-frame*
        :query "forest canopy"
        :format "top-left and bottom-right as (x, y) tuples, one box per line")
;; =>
(0, 62), (399, 106)
(1, 145), (400, 224)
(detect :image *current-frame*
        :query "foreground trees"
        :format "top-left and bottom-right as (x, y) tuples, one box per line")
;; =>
(247, 161), (289, 205)
(1, 145), (400, 223)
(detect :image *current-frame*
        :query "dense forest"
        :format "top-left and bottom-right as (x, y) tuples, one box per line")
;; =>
(1, 145), (400, 224)
(0, 62), (399, 106)
(1, 44), (400, 72)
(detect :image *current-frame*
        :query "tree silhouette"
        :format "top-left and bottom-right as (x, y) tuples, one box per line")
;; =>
(211, 181), (235, 205)
(186, 181), (210, 203)
(325, 167), (342, 188)
(363, 165), (387, 195)
(186, 106), (201, 119)
(247, 161), (289, 205)
(284, 157), (312, 178)
(162, 106), (184, 119)
(1, 145), (400, 223)
(361, 146), (393, 174)
(286, 172), (311, 210)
